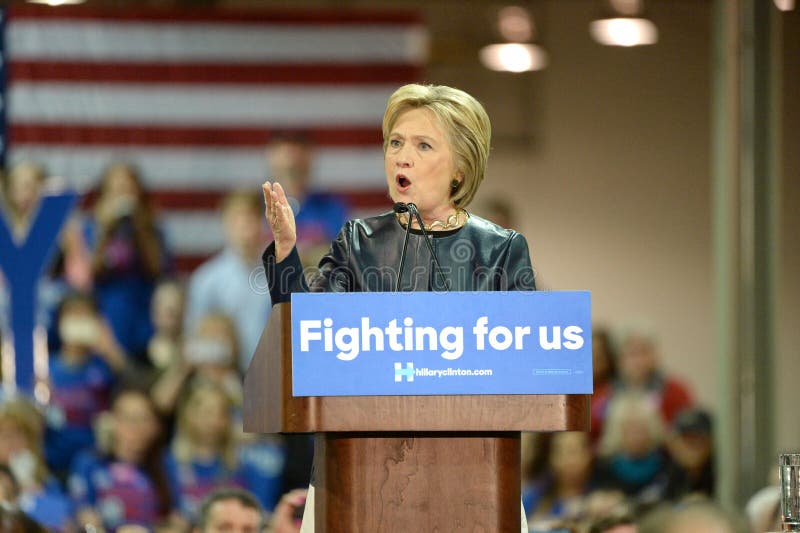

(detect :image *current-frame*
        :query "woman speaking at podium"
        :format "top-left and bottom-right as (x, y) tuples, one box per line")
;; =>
(262, 83), (536, 297)
(261, 84), (534, 531)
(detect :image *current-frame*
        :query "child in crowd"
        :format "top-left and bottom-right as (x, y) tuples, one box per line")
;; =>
(44, 292), (127, 477)
(0, 397), (73, 531)
(68, 387), (175, 531)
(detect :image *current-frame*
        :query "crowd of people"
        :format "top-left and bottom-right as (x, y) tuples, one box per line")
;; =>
(520, 327), (783, 533)
(0, 137), (347, 532)
(0, 147), (786, 532)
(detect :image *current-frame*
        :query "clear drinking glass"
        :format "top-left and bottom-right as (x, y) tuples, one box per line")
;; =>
(780, 453), (800, 532)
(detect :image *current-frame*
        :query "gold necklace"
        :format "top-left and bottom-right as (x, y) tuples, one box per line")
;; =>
(396, 208), (469, 232)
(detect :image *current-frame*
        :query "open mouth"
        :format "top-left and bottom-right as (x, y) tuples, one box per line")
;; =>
(396, 174), (411, 191)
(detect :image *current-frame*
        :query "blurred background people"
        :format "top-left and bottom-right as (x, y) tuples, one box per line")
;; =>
(614, 327), (694, 424)
(0, 397), (73, 532)
(596, 392), (671, 503)
(165, 380), (239, 521)
(44, 292), (127, 478)
(87, 163), (172, 359)
(68, 387), (175, 531)
(151, 312), (243, 416)
(664, 408), (715, 500)
(524, 432), (597, 528)
(184, 191), (270, 372)
(1, 161), (45, 240)
(193, 487), (263, 533)
(266, 135), (349, 269)
(590, 328), (618, 446)
(147, 279), (186, 373)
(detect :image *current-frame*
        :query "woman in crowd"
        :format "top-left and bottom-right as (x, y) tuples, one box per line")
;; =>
(524, 432), (597, 528)
(165, 380), (239, 520)
(68, 387), (176, 531)
(147, 279), (186, 372)
(262, 83), (536, 530)
(1, 161), (45, 239)
(0, 397), (73, 532)
(151, 312), (243, 416)
(87, 163), (171, 359)
(596, 392), (671, 503)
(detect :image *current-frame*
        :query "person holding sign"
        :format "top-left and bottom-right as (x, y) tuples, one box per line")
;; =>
(261, 84), (536, 531)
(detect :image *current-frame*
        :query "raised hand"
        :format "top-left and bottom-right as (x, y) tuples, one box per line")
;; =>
(262, 180), (297, 262)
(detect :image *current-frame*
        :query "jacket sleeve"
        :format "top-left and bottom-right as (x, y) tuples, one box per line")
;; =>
(262, 221), (353, 305)
(503, 232), (537, 291)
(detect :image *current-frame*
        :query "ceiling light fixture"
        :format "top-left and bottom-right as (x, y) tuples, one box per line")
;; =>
(26, 0), (86, 6)
(590, 0), (659, 47)
(480, 6), (548, 73)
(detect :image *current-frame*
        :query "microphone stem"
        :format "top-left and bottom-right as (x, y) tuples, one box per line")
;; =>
(395, 212), (412, 292)
(409, 205), (451, 291)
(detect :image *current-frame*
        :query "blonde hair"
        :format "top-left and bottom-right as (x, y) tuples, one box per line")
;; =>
(172, 380), (237, 469)
(598, 391), (665, 457)
(382, 84), (491, 208)
(0, 397), (50, 484)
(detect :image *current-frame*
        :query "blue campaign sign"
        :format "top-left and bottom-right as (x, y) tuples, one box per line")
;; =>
(291, 291), (592, 397)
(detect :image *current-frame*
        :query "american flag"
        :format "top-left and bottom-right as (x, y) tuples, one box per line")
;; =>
(1, 5), (427, 271)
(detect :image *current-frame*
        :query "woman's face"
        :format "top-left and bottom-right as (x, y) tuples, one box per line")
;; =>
(0, 420), (30, 462)
(103, 165), (140, 202)
(111, 393), (159, 460)
(619, 415), (655, 457)
(8, 163), (43, 215)
(385, 108), (459, 220)
(550, 432), (592, 488)
(184, 390), (230, 447)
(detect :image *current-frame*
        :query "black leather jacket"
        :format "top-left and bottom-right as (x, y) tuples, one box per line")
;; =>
(263, 211), (536, 303)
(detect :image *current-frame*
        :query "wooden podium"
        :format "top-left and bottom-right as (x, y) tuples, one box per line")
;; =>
(244, 303), (590, 531)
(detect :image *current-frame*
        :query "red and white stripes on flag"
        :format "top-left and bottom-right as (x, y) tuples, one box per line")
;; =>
(4, 6), (427, 270)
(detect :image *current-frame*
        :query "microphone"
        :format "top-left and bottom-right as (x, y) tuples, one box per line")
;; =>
(406, 203), (451, 292)
(393, 202), (412, 291)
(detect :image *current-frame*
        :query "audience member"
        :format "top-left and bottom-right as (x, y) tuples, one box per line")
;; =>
(596, 392), (671, 503)
(0, 397), (73, 531)
(0, 464), (19, 503)
(68, 387), (175, 531)
(267, 488), (306, 533)
(148, 279), (186, 372)
(44, 292), (127, 476)
(87, 163), (171, 359)
(193, 487), (263, 533)
(524, 432), (597, 526)
(614, 327), (693, 424)
(0, 504), (47, 533)
(1, 161), (45, 240)
(184, 191), (270, 371)
(151, 313), (243, 415)
(591, 328), (618, 446)
(266, 135), (348, 269)
(165, 381), (239, 520)
(664, 408), (715, 500)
